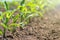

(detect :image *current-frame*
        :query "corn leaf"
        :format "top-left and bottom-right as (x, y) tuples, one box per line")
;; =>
(1, 23), (7, 29)
(0, 29), (3, 35)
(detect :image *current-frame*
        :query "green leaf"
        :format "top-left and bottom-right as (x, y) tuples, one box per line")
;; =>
(20, 0), (25, 6)
(0, 12), (3, 20)
(5, 11), (12, 19)
(12, 14), (19, 23)
(1, 23), (7, 29)
(2, 18), (9, 25)
(4, 1), (9, 10)
(9, 23), (20, 27)
(0, 29), (3, 35)
(39, 12), (43, 17)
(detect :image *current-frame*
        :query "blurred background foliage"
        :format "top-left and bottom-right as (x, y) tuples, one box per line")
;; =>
(0, 0), (60, 8)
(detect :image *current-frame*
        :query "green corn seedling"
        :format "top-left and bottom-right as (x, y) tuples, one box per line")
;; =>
(0, 1), (19, 39)
(17, 0), (47, 28)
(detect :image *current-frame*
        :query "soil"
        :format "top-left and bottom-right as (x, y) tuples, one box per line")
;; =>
(0, 6), (60, 40)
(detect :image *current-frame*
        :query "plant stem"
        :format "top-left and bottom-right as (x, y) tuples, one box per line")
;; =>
(3, 28), (6, 38)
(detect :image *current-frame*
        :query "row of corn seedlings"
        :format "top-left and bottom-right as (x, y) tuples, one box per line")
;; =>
(0, 0), (48, 39)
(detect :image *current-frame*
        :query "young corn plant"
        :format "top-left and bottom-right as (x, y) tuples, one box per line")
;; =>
(17, 0), (47, 28)
(0, 1), (19, 39)
(1, 1), (9, 39)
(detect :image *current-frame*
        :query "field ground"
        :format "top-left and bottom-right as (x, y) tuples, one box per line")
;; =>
(0, 6), (60, 40)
